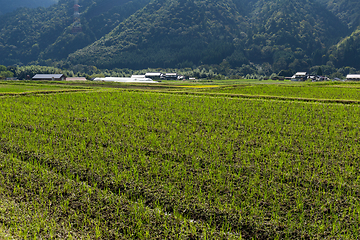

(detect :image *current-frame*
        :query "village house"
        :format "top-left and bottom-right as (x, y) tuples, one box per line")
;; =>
(165, 73), (178, 80)
(32, 74), (66, 81)
(145, 72), (164, 80)
(346, 74), (360, 80)
(131, 75), (146, 78)
(66, 77), (87, 81)
(291, 72), (308, 81)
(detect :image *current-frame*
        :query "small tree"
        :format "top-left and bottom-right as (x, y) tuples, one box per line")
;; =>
(316, 67), (323, 76)
(0, 70), (14, 79)
(270, 73), (278, 80)
(329, 72), (344, 80)
(278, 69), (294, 77)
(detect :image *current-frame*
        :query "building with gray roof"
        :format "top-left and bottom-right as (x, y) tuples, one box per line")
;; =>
(32, 74), (66, 81)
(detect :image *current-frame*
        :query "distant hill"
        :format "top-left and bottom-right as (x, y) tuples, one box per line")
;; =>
(0, 0), (359, 74)
(0, 2), (72, 65)
(329, 27), (360, 69)
(39, 0), (150, 62)
(0, 0), (57, 15)
(241, 0), (347, 71)
(315, 0), (360, 30)
(314, 0), (360, 69)
(0, 0), (150, 65)
(68, 0), (347, 70)
(68, 0), (249, 69)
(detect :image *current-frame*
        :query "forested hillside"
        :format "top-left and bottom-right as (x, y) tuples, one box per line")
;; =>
(328, 27), (360, 69)
(67, 0), (348, 71)
(0, 0), (150, 66)
(241, 0), (347, 72)
(39, 0), (150, 62)
(0, 1), (73, 65)
(0, 0), (359, 76)
(0, 0), (57, 15)
(68, 0), (249, 69)
(315, 0), (360, 29)
(314, 0), (360, 71)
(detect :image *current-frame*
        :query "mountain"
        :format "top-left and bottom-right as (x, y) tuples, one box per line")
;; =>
(0, 1), (72, 65)
(315, 0), (360, 30)
(0, 0), (150, 65)
(67, 0), (347, 70)
(68, 0), (248, 68)
(0, 0), (359, 74)
(39, 0), (151, 62)
(241, 0), (347, 71)
(328, 27), (360, 69)
(314, 0), (360, 70)
(0, 0), (57, 15)
(67, 0), (249, 69)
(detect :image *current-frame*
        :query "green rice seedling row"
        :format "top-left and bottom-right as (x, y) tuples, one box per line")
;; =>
(0, 150), (221, 239)
(0, 81), (89, 93)
(1, 89), (360, 238)
(199, 83), (360, 101)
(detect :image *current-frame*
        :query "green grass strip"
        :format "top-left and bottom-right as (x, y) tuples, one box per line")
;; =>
(124, 88), (360, 104)
(0, 89), (91, 97)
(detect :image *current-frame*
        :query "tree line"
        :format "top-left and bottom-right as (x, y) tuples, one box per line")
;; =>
(1, 63), (358, 81)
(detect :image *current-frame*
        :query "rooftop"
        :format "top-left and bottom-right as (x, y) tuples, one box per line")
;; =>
(145, 73), (163, 76)
(32, 74), (65, 79)
(66, 77), (87, 81)
(346, 74), (360, 78)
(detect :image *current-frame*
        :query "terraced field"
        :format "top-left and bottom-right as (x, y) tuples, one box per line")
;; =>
(1, 81), (360, 239)
(198, 82), (360, 101)
(0, 82), (87, 94)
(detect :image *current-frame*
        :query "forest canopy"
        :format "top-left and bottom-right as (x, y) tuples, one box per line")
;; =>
(0, 0), (359, 76)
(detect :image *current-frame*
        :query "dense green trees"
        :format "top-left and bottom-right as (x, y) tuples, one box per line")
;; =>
(328, 28), (360, 69)
(67, 0), (248, 69)
(10, 65), (74, 80)
(0, 0), (359, 75)
(0, 0), (150, 66)
(0, 65), (14, 79)
(67, 0), (349, 71)
(315, 0), (360, 30)
(0, 0), (57, 15)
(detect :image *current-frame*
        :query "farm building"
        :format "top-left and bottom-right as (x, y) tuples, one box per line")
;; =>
(131, 75), (146, 78)
(291, 72), (308, 81)
(145, 72), (164, 80)
(346, 74), (360, 80)
(165, 73), (178, 80)
(66, 77), (87, 81)
(32, 74), (66, 81)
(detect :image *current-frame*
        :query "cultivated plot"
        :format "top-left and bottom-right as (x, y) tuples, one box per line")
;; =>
(0, 84), (360, 239)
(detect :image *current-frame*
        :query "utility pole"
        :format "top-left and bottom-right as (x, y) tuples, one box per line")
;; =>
(72, 0), (82, 33)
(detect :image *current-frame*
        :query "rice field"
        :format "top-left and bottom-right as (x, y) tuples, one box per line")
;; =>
(0, 82), (86, 93)
(198, 83), (360, 101)
(1, 81), (360, 239)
